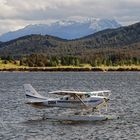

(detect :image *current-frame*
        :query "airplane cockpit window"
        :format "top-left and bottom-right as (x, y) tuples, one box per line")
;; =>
(60, 96), (70, 100)
(60, 97), (63, 100)
(85, 94), (90, 98)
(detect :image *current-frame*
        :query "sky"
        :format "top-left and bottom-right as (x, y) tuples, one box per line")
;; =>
(0, 0), (140, 35)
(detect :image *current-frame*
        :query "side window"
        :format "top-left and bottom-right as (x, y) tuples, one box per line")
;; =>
(86, 94), (90, 98)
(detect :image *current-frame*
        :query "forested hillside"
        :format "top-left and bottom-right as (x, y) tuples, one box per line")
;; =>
(0, 22), (139, 67)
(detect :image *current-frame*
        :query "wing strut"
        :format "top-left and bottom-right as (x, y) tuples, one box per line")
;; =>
(74, 94), (88, 108)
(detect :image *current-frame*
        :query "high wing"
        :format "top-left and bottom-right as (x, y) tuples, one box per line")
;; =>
(90, 90), (111, 94)
(89, 90), (111, 97)
(49, 90), (111, 96)
(49, 90), (88, 96)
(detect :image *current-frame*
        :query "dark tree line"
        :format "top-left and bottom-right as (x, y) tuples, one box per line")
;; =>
(1, 52), (139, 67)
(19, 53), (140, 67)
(20, 54), (80, 67)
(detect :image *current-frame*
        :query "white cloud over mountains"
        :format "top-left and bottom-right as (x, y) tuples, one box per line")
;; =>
(0, 0), (140, 35)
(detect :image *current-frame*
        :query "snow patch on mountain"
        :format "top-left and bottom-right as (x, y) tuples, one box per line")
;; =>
(0, 17), (121, 42)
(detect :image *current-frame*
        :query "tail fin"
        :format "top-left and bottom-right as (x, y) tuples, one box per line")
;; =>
(23, 84), (47, 99)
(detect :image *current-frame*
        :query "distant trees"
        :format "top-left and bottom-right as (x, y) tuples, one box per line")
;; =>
(21, 54), (81, 67)
(0, 52), (139, 67)
(89, 53), (140, 67)
(49, 57), (60, 66)
(61, 56), (80, 66)
(22, 54), (48, 67)
(20, 53), (140, 67)
(0, 55), (17, 65)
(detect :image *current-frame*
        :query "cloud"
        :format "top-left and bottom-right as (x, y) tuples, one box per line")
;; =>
(0, 0), (140, 34)
(0, 19), (26, 34)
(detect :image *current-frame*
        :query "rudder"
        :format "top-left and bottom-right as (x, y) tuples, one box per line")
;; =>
(23, 84), (46, 99)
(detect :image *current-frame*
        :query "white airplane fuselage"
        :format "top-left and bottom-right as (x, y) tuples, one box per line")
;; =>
(26, 95), (106, 109)
(24, 84), (109, 109)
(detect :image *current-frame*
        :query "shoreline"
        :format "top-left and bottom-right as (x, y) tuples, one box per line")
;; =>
(0, 67), (140, 72)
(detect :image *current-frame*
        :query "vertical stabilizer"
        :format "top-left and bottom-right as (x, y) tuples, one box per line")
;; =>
(23, 84), (47, 99)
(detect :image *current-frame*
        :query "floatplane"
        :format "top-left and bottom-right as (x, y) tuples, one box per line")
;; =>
(24, 84), (113, 121)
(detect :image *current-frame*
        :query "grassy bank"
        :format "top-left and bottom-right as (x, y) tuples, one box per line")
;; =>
(0, 60), (27, 69)
(0, 63), (140, 72)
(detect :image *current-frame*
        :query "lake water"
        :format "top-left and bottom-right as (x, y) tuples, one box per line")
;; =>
(0, 72), (140, 140)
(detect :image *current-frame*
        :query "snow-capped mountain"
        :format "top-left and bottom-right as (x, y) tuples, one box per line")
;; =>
(0, 18), (121, 42)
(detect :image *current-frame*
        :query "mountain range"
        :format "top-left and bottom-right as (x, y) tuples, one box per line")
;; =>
(0, 22), (139, 59)
(0, 18), (121, 42)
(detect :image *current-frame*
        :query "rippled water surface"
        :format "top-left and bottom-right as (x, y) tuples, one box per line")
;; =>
(0, 72), (140, 140)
